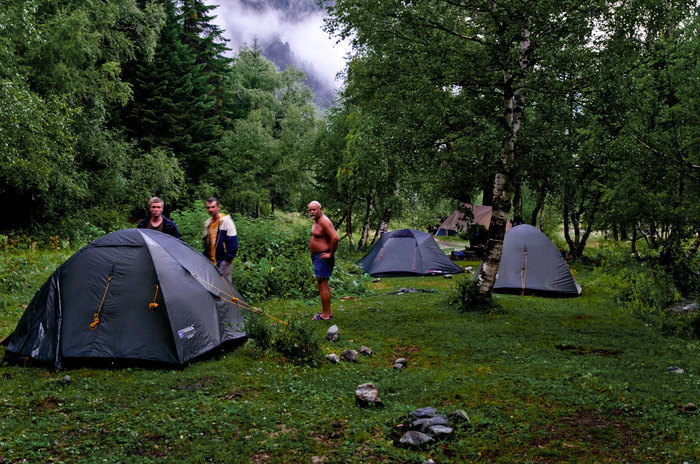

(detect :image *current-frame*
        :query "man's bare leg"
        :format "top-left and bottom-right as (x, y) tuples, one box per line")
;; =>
(317, 277), (332, 319)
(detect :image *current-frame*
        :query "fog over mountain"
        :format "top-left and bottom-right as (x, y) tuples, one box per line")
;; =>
(206, 0), (349, 108)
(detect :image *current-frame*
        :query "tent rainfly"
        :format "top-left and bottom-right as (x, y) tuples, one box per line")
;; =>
(3, 229), (249, 368)
(356, 229), (463, 277)
(435, 203), (511, 236)
(487, 224), (581, 296)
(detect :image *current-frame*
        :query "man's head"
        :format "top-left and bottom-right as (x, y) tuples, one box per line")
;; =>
(308, 201), (322, 220)
(206, 197), (221, 218)
(148, 197), (164, 218)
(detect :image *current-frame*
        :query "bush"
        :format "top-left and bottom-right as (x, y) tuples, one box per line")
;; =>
(243, 312), (322, 365)
(449, 276), (495, 312)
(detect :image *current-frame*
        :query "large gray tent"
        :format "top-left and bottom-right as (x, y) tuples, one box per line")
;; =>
(490, 224), (581, 296)
(3, 229), (248, 368)
(356, 229), (463, 277)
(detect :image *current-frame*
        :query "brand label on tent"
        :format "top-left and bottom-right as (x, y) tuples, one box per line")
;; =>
(178, 325), (196, 339)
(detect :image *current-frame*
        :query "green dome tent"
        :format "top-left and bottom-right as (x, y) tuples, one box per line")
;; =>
(3, 229), (248, 369)
(356, 229), (463, 277)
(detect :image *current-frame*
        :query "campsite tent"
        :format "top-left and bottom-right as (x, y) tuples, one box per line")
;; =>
(435, 203), (511, 236)
(489, 224), (581, 296)
(3, 229), (248, 368)
(356, 229), (463, 276)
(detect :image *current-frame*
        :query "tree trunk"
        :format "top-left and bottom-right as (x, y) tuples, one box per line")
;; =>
(358, 192), (374, 249)
(370, 207), (391, 246)
(631, 224), (640, 259)
(563, 186), (601, 259)
(476, 20), (532, 294)
(512, 177), (523, 220)
(345, 206), (355, 246)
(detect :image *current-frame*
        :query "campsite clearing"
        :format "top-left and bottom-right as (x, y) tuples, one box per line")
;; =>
(0, 250), (698, 463)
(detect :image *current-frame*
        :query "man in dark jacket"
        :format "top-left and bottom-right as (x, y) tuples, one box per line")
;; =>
(137, 197), (182, 239)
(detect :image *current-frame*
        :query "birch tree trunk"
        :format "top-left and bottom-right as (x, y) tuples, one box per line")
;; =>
(358, 192), (374, 249)
(477, 20), (532, 294)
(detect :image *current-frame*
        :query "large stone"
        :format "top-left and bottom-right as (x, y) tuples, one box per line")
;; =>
(355, 383), (382, 407)
(360, 346), (372, 356)
(398, 430), (434, 447)
(341, 349), (358, 363)
(326, 353), (339, 364)
(326, 324), (339, 342)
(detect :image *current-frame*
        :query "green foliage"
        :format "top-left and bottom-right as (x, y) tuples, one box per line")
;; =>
(449, 275), (495, 312)
(169, 205), (210, 248)
(243, 313), (322, 365)
(0, 245), (699, 462)
(610, 265), (680, 314)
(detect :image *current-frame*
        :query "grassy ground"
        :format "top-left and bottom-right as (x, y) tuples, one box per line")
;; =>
(0, 247), (698, 463)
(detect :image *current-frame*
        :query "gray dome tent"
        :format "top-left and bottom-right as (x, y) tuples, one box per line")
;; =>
(3, 229), (248, 369)
(489, 224), (581, 296)
(356, 229), (463, 277)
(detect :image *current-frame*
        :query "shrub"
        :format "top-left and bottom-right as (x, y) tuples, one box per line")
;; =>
(243, 312), (322, 365)
(449, 276), (495, 312)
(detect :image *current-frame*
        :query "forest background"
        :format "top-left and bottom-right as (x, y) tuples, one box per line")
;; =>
(0, 0), (699, 295)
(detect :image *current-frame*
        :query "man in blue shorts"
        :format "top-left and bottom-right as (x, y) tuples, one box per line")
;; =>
(308, 201), (339, 320)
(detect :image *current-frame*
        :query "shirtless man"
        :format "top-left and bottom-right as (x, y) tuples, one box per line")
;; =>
(308, 201), (339, 320)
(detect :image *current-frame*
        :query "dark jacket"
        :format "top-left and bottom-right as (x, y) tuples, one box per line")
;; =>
(137, 215), (182, 239)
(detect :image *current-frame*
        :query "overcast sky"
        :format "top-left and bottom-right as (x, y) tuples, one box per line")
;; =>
(205, 0), (351, 90)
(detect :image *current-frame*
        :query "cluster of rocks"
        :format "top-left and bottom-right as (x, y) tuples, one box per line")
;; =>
(393, 407), (470, 448)
(325, 324), (406, 370)
(325, 324), (374, 365)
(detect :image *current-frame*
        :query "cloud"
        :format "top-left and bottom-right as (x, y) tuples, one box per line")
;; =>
(206, 0), (349, 89)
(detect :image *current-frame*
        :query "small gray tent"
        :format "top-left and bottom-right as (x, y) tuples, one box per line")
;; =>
(356, 229), (463, 277)
(3, 229), (249, 368)
(488, 224), (581, 296)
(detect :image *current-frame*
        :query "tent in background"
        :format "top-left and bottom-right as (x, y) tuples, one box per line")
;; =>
(356, 229), (463, 277)
(3, 229), (249, 368)
(487, 224), (581, 296)
(435, 203), (511, 236)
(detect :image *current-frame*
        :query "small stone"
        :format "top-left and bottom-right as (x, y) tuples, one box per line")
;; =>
(426, 425), (453, 438)
(410, 407), (438, 418)
(59, 375), (71, 384)
(394, 358), (407, 367)
(682, 403), (696, 412)
(360, 346), (372, 356)
(393, 363), (404, 370)
(465, 266), (473, 273)
(444, 274), (453, 279)
(355, 383), (382, 407)
(398, 430), (434, 447)
(327, 353), (339, 364)
(413, 415), (449, 431)
(326, 324), (339, 342)
(667, 366), (685, 374)
(682, 302), (698, 312)
(372, 278), (381, 283)
(341, 349), (358, 363)
(422, 460), (436, 464)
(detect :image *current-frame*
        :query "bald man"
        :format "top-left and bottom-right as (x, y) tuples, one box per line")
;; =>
(308, 201), (339, 320)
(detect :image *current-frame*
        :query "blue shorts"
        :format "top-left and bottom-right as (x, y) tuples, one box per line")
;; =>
(311, 252), (335, 278)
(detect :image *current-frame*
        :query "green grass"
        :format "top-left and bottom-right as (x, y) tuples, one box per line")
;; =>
(0, 247), (698, 463)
